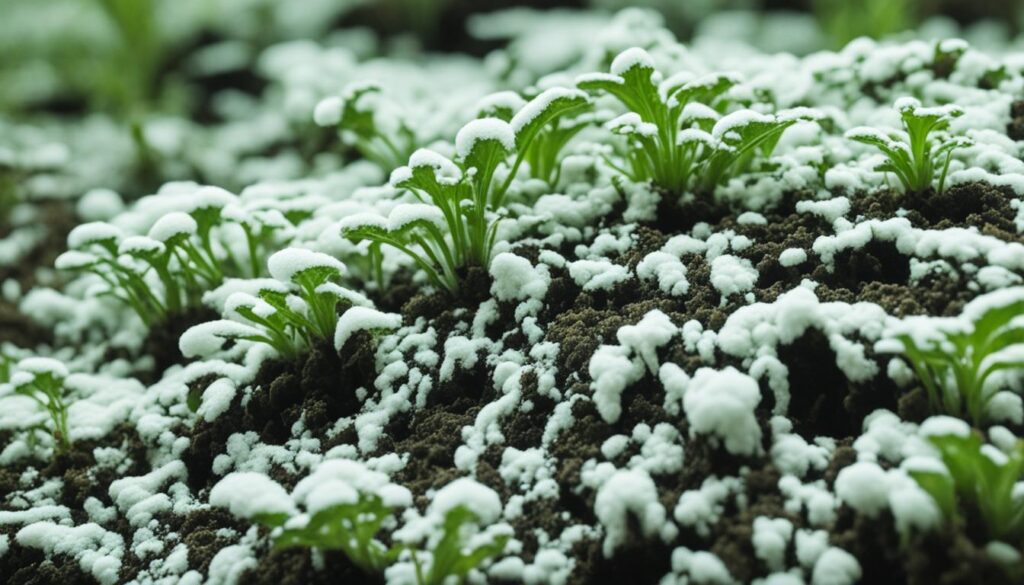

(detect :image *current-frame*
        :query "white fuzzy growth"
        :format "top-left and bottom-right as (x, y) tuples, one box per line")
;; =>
(834, 461), (890, 517)
(590, 345), (645, 424)
(179, 320), (261, 358)
(476, 91), (527, 117)
(455, 117), (516, 158)
(197, 378), (236, 423)
(610, 47), (655, 76)
(210, 472), (297, 519)
(334, 307), (402, 350)
(511, 87), (588, 133)
(489, 253), (550, 301)
(68, 222), (123, 248)
(77, 189), (124, 222)
(387, 203), (446, 232)
(683, 367), (762, 455)
(710, 255), (758, 299)
(16, 522), (123, 585)
(148, 212), (198, 243)
(594, 468), (667, 557)
(267, 248), (346, 283)
(339, 212), (388, 233)
(55, 250), (98, 270)
(608, 112), (658, 137)
(568, 259), (631, 291)
(616, 310), (677, 373)
(189, 186), (237, 211)
(779, 248), (807, 267)
(17, 357), (69, 379)
(636, 252), (689, 296)
(918, 415), (971, 438)
(811, 547), (861, 585)
(313, 96), (344, 126)
(118, 236), (165, 256)
(430, 477), (502, 524)
(752, 517), (794, 572)
(796, 197), (850, 223)
(712, 110), (775, 139)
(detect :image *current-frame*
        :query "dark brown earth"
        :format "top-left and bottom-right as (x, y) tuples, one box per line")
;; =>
(4, 181), (1021, 584)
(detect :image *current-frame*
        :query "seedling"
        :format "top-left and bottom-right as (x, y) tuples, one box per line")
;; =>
(258, 492), (403, 576)
(846, 97), (971, 194)
(57, 191), (288, 327)
(909, 431), (1024, 544)
(180, 248), (368, 360)
(342, 88), (589, 293)
(315, 82), (417, 171)
(876, 289), (1024, 426)
(407, 505), (511, 585)
(7, 358), (71, 454)
(577, 48), (815, 195)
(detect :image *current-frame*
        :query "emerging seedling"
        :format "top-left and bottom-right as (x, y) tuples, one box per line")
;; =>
(180, 248), (372, 360)
(576, 47), (816, 194)
(6, 358), (71, 454)
(57, 189), (288, 327)
(909, 429), (1024, 545)
(406, 505), (511, 585)
(342, 88), (589, 293)
(876, 288), (1024, 426)
(212, 461), (413, 580)
(846, 97), (971, 194)
(315, 82), (417, 171)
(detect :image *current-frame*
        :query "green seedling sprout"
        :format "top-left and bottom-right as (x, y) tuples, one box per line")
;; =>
(576, 47), (817, 195)
(846, 97), (971, 194)
(341, 88), (589, 294)
(876, 288), (1024, 426)
(909, 428), (1024, 546)
(8, 357), (71, 455)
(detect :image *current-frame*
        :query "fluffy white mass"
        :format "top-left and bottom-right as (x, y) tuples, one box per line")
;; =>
(683, 367), (763, 455)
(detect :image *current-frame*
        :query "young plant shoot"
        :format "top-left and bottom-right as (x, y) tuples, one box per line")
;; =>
(909, 427), (1024, 545)
(576, 47), (818, 194)
(846, 97), (971, 194)
(876, 288), (1024, 426)
(315, 82), (417, 171)
(6, 358), (72, 454)
(342, 88), (589, 293)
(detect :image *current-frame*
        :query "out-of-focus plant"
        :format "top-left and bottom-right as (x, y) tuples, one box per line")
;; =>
(341, 88), (589, 293)
(909, 430), (1024, 545)
(315, 82), (418, 172)
(876, 288), (1024, 426)
(811, 0), (921, 49)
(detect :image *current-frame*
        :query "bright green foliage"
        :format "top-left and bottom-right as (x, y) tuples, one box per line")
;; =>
(876, 289), (1024, 426)
(315, 82), (417, 171)
(8, 358), (71, 454)
(180, 248), (363, 360)
(57, 192), (287, 327)
(909, 431), (1024, 544)
(577, 47), (814, 194)
(342, 88), (589, 293)
(257, 493), (403, 576)
(846, 97), (971, 194)
(478, 90), (594, 185)
(92, 0), (160, 116)
(812, 0), (919, 49)
(409, 506), (511, 585)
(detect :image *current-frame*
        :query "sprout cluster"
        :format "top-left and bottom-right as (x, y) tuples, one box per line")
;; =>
(341, 87), (589, 293)
(57, 186), (289, 327)
(877, 287), (1024, 426)
(909, 426), (1024, 546)
(1, 357), (71, 455)
(846, 97), (971, 194)
(577, 47), (819, 195)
